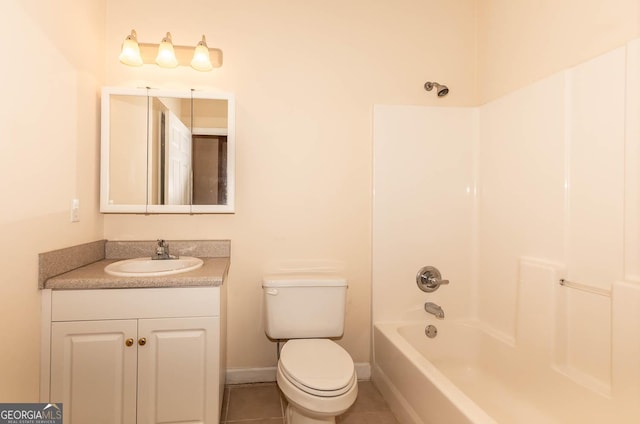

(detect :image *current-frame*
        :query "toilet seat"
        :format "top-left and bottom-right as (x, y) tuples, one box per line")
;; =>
(279, 339), (356, 397)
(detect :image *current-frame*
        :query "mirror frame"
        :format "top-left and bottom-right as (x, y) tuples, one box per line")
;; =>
(100, 87), (235, 214)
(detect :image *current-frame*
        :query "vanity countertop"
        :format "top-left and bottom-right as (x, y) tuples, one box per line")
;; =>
(44, 257), (229, 290)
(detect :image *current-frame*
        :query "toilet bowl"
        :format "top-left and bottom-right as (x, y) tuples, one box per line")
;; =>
(277, 339), (358, 423)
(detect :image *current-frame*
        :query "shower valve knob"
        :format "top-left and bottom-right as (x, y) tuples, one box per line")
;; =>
(416, 266), (449, 292)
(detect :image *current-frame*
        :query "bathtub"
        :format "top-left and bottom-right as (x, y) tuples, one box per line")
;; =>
(372, 321), (634, 424)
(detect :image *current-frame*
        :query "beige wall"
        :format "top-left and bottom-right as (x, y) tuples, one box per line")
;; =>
(103, 0), (478, 370)
(477, 0), (640, 103)
(0, 1), (105, 400)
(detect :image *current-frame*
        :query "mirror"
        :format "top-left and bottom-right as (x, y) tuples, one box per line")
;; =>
(100, 87), (235, 213)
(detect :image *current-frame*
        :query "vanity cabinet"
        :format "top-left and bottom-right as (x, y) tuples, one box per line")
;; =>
(42, 287), (225, 424)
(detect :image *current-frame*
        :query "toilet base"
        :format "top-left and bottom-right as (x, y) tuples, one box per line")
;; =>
(276, 350), (358, 424)
(286, 404), (335, 424)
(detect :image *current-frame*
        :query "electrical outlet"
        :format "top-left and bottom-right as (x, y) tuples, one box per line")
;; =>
(70, 199), (80, 222)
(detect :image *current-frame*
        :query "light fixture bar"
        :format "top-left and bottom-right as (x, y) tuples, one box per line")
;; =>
(119, 29), (222, 71)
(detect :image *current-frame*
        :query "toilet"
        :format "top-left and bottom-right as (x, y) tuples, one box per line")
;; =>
(262, 277), (358, 424)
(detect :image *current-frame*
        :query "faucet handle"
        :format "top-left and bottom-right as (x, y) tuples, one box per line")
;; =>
(154, 239), (170, 259)
(431, 277), (449, 286)
(416, 266), (449, 292)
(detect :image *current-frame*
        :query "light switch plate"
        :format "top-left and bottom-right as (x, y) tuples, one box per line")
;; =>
(70, 198), (80, 222)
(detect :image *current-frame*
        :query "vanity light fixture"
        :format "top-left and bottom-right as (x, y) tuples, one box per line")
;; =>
(119, 29), (220, 71)
(155, 32), (178, 68)
(118, 30), (143, 66)
(190, 35), (213, 72)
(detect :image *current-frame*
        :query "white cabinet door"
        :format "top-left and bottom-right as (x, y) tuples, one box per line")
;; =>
(50, 320), (138, 424)
(136, 317), (220, 424)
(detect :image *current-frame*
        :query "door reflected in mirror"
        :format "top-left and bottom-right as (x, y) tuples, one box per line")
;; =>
(101, 87), (235, 213)
(192, 134), (227, 205)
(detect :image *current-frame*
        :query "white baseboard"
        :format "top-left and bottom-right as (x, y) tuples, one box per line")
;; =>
(226, 367), (277, 385)
(355, 362), (372, 380)
(226, 362), (371, 385)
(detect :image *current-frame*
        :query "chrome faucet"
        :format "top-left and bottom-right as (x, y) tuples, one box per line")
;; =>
(153, 239), (177, 260)
(424, 302), (445, 319)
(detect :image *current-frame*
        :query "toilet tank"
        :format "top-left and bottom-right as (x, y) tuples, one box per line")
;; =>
(262, 277), (348, 339)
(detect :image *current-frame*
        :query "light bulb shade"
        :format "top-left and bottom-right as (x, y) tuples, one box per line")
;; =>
(155, 32), (178, 68)
(119, 30), (143, 66)
(191, 35), (213, 71)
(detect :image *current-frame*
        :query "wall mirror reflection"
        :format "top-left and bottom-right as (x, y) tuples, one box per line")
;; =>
(100, 87), (235, 213)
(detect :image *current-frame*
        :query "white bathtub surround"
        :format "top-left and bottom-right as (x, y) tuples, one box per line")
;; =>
(372, 105), (477, 324)
(611, 281), (640, 406)
(625, 38), (640, 282)
(373, 38), (640, 423)
(515, 258), (637, 400)
(515, 258), (563, 364)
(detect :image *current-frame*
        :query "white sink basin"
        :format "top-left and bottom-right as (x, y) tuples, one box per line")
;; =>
(104, 257), (204, 277)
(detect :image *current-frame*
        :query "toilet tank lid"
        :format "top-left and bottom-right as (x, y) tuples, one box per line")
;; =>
(262, 276), (347, 288)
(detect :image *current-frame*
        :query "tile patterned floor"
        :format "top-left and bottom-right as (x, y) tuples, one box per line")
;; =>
(221, 381), (400, 424)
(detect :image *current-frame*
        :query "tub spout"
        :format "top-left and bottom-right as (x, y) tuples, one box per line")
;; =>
(424, 302), (445, 319)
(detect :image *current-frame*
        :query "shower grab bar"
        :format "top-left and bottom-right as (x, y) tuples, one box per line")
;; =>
(559, 279), (611, 297)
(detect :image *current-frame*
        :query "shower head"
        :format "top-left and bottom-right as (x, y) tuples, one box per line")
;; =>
(424, 81), (449, 97)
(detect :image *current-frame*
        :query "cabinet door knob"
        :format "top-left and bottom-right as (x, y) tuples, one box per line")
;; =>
(138, 337), (147, 346)
(125, 338), (134, 347)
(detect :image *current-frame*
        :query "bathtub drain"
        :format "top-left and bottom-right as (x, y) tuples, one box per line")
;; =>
(425, 325), (438, 338)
